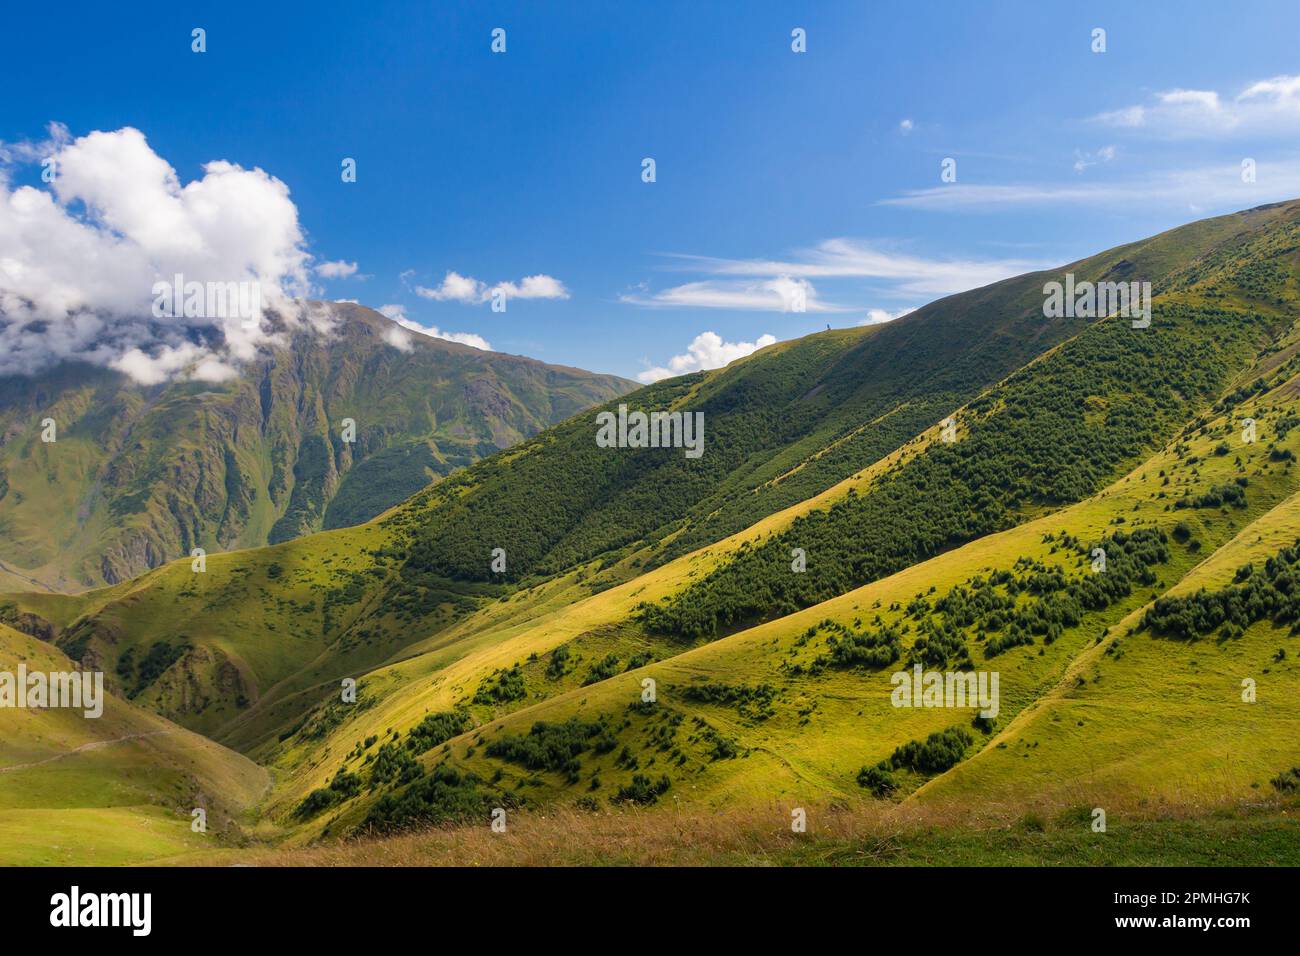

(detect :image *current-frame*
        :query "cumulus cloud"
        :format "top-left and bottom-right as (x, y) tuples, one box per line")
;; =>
(0, 125), (311, 382)
(111, 342), (237, 386)
(378, 304), (491, 351)
(859, 307), (914, 326)
(413, 270), (569, 305)
(316, 259), (360, 279)
(637, 330), (777, 383)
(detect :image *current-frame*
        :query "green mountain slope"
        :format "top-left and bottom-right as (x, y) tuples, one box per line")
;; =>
(0, 302), (633, 590)
(295, 302), (1300, 837)
(400, 202), (1294, 589)
(6, 201), (1300, 863)
(248, 200), (1300, 835)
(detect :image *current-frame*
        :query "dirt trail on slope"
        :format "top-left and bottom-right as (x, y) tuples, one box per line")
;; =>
(0, 558), (56, 593)
(0, 730), (174, 773)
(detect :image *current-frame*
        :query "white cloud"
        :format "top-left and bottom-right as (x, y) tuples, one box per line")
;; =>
(899, 118), (915, 133)
(859, 307), (914, 326)
(0, 125), (311, 383)
(621, 276), (839, 312)
(413, 270), (569, 305)
(382, 324), (414, 352)
(1091, 73), (1300, 137)
(1095, 106), (1146, 128)
(316, 259), (359, 279)
(621, 242), (1036, 349)
(1073, 144), (1116, 173)
(415, 271), (483, 303)
(661, 240), (1043, 298)
(496, 274), (569, 300)
(1159, 89), (1221, 111)
(881, 159), (1300, 212)
(111, 342), (236, 386)
(0, 121), (70, 165)
(637, 331), (777, 383)
(378, 303), (491, 351)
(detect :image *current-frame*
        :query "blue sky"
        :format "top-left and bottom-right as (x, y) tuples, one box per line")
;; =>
(4, 0), (1300, 381)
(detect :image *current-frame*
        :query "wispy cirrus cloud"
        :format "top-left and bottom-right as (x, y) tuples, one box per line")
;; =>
(624, 240), (1034, 381)
(1073, 144), (1116, 173)
(885, 73), (1300, 217)
(881, 160), (1300, 212)
(620, 276), (838, 312)
(656, 239), (1045, 298)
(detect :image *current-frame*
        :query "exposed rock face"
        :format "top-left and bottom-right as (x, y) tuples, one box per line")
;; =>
(0, 605), (56, 642)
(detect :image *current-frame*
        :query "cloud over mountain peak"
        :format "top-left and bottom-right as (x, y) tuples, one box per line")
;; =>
(0, 125), (314, 383)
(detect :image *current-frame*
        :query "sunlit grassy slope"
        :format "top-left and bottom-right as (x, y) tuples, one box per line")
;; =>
(5, 201), (1300, 864)
(299, 386), (1300, 834)
(0, 623), (267, 865)
(255, 203), (1300, 840)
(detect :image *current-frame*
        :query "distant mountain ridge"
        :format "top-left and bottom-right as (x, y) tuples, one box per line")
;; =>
(0, 302), (634, 590)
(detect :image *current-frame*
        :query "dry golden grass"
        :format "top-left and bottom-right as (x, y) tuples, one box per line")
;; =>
(191, 793), (1299, 867)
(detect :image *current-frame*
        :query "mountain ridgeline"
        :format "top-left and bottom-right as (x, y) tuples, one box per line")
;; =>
(398, 201), (1299, 589)
(0, 303), (633, 590)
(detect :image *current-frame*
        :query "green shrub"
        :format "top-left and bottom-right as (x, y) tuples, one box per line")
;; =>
(613, 774), (671, 805)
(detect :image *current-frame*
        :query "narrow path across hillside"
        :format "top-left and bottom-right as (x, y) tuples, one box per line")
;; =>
(0, 730), (174, 773)
(0, 558), (56, 593)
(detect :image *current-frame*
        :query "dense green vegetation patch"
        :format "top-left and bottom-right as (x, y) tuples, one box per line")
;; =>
(473, 664), (527, 704)
(1143, 537), (1300, 641)
(363, 766), (510, 832)
(641, 306), (1266, 639)
(484, 718), (617, 780)
(857, 726), (974, 797)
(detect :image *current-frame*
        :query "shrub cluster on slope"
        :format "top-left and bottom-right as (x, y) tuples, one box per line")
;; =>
(781, 528), (1169, 679)
(1142, 538), (1300, 641)
(857, 726), (975, 797)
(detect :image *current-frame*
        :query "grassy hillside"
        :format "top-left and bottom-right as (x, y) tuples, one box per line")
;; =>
(5, 201), (1300, 865)
(399, 202), (1296, 590)
(285, 325), (1300, 840)
(0, 302), (632, 590)
(0, 622), (266, 865)
(246, 201), (1300, 840)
